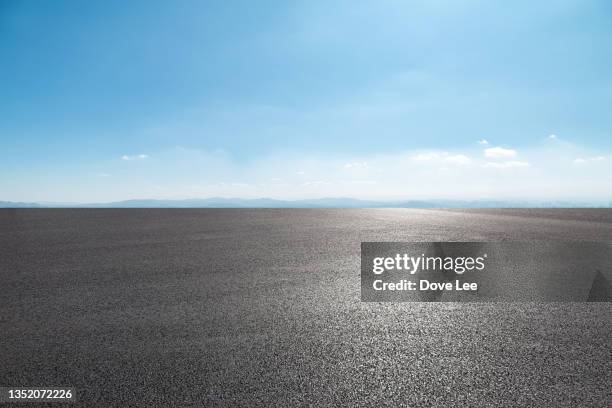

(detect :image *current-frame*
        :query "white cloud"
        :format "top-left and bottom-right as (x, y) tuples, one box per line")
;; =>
(484, 147), (517, 159)
(548, 134), (557, 139)
(483, 161), (530, 169)
(412, 152), (471, 165)
(477, 139), (489, 145)
(30, 142), (611, 203)
(445, 154), (472, 165)
(302, 180), (332, 186)
(573, 156), (605, 165)
(412, 152), (439, 161)
(343, 161), (368, 169)
(121, 154), (148, 161)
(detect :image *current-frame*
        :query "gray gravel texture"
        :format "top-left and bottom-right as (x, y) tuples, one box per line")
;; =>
(1, 208), (611, 407)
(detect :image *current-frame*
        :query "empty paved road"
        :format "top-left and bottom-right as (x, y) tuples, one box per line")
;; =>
(1, 209), (611, 407)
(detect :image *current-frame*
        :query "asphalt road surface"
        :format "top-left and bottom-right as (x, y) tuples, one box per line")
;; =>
(1, 209), (611, 407)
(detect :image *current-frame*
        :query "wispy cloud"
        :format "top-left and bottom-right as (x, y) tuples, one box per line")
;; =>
(483, 161), (530, 169)
(412, 152), (472, 165)
(10, 139), (612, 203)
(343, 161), (368, 169)
(121, 154), (148, 161)
(484, 147), (517, 159)
(477, 139), (489, 145)
(573, 156), (605, 165)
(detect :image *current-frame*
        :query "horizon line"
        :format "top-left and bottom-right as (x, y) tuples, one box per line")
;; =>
(1, 197), (611, 209)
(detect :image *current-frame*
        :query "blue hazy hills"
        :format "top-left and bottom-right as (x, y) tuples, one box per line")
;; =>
(1, 198), (610, 208)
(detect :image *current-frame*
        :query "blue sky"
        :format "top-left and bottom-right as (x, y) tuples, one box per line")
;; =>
(1, 0), (611, 202)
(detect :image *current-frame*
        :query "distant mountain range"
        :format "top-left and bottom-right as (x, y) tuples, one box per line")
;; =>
(0, 201), (43, 208)
(1, 198), (610, 208)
